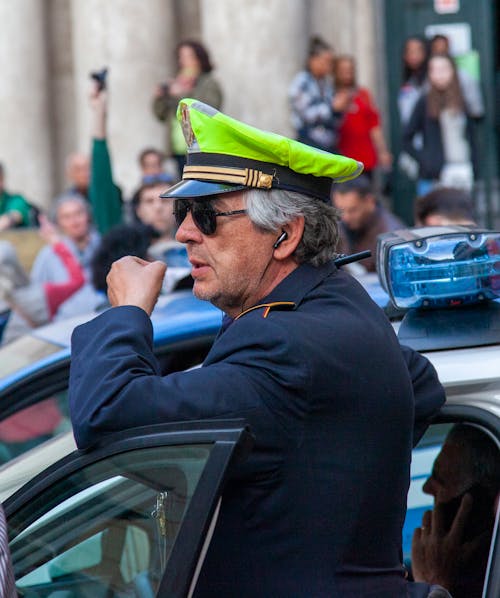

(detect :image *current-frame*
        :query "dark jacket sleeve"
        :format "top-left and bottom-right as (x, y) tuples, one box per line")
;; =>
(69, 306), (307, 450)
(401, 344), (446, 446)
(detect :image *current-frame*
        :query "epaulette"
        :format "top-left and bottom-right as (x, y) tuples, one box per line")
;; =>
(235, 301), (296, 320)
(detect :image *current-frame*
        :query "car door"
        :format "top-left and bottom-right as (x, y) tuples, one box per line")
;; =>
(5, 420), (252, 598)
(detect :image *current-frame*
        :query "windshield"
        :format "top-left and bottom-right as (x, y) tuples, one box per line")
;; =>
(0, 335), (63, 379)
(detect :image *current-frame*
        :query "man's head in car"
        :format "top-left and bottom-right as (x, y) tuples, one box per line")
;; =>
(423, 424), (499, 505)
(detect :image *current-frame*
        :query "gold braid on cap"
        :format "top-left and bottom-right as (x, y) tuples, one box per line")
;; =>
(183, 165), (273, 189)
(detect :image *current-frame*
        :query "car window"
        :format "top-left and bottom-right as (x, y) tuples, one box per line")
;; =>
(0, 393), (70, 466)
(10, 444), (212, 597)
(404, 423), (452, 559)
(404, 420), (500, 596)
(0, 337), (215, 470)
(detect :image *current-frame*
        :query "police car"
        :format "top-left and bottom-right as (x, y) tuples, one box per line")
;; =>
(2, 227), (500, 596)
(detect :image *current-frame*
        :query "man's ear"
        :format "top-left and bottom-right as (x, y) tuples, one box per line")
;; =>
(273, 216), (305, 260)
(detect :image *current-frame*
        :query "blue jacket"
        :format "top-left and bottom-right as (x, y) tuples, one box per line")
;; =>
(70, 261), (444, 597)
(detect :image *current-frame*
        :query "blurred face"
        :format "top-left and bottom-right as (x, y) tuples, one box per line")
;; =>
(56, 200), (90, 242)
(422, 441), (473, 504)
(309, 50), (334, 78)
(67, 154), (90, 191)
(178, 45), (201, 73)
(335, 58), (355, 87)
(141, 152), (163, 177)
(333, 191), (376, 232)
(431, 37), (449, 55)
(175, 192), (278, 315)
(428, 56), (454, 90)
(137, 184), (176, 237)
(404, 39), (426, 71)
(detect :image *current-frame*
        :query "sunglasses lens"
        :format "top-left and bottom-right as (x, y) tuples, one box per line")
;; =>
(192, 205), (216, 235)
(173, 199), (188, 227)
(173, 199), (217, 235)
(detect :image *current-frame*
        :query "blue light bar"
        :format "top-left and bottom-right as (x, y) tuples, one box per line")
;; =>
(377, 227), (500, 309)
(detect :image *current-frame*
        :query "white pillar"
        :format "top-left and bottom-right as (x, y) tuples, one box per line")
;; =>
(48, 0), (78, 196)
(200, 0), (308, 136)
(310, 0), (382, 109)
(0, 0), (53, 209)
(70, 0), (176, 197)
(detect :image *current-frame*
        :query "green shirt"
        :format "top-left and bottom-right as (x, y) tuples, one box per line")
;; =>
(0, 190), (31, 226)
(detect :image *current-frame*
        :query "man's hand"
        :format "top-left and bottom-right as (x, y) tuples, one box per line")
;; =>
(411, 494), (486, 589)
(106, 256), (167, 316)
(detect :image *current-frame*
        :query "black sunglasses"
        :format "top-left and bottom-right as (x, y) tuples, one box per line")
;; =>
(173, 198), (247, 235)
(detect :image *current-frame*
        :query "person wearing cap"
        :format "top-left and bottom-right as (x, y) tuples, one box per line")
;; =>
(69, 99), (444, 597)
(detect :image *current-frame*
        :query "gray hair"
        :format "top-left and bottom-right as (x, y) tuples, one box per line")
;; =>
(244, 188), (340, 267)
(50, 192), (91, 224)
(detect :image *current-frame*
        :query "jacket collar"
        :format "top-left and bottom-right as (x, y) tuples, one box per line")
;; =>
(216, 261), (337, 335)
(247, 260), (337, 311)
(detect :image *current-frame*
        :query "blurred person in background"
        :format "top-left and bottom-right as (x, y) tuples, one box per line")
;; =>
(87, 77), (123, 235)
(88, 76), (180, 272)
(333, 54), (392, 179)
(403, 53), (477, 197)
(130, 148), (175, 217)
(398, 36), (429, 182)
(414, 187), (476, 227)
(152, 39), (223, 176)
(137, 147), (175, 185)
(332, 175), (404, 272)
(129, 181), (191, 289)
(62, 153), (90, 200)
(130, 181), (177, 245)
(0, 215), (84, 343)
(0, 163), (33, 230)
(54, 223), (158, 320)
(429, 34), (484, 119)
(30, 194), (100, 286)
(289, 36), (344, 152)
(399, 36), (429, 125)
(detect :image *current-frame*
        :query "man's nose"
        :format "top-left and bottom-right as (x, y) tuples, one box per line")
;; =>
(175, 210), (201, 243)
(422, 476), (436, 496)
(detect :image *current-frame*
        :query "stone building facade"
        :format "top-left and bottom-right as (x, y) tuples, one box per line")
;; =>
(0, 0), (385, 209)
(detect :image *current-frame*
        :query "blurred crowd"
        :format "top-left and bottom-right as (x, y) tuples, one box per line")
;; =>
(0, 31), (485, 343)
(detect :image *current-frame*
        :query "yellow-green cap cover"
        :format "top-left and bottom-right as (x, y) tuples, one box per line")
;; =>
(162, 98), (364, 202)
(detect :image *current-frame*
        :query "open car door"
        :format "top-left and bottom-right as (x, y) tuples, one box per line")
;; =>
(5, 420), (252, 598)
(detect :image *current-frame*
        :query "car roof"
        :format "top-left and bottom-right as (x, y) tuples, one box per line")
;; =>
(0, 291), (222, 395)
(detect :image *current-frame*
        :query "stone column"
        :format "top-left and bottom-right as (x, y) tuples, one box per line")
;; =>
(310, 0), (386, 120)
(48, 0), (77, 196)
(70, 0), (176, 197)
(0, 0), (53, 209)
(200, 0), (308, 136)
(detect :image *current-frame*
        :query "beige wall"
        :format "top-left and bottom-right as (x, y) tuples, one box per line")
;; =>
(0, 0), (385, 209)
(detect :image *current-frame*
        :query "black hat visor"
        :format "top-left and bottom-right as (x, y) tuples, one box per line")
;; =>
(160, 179), (246, 199)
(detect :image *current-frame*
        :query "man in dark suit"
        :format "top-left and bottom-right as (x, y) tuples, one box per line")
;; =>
(69, 98), (445, 596)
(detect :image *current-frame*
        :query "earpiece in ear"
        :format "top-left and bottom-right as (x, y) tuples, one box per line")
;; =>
(273, 230), (288, 249)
